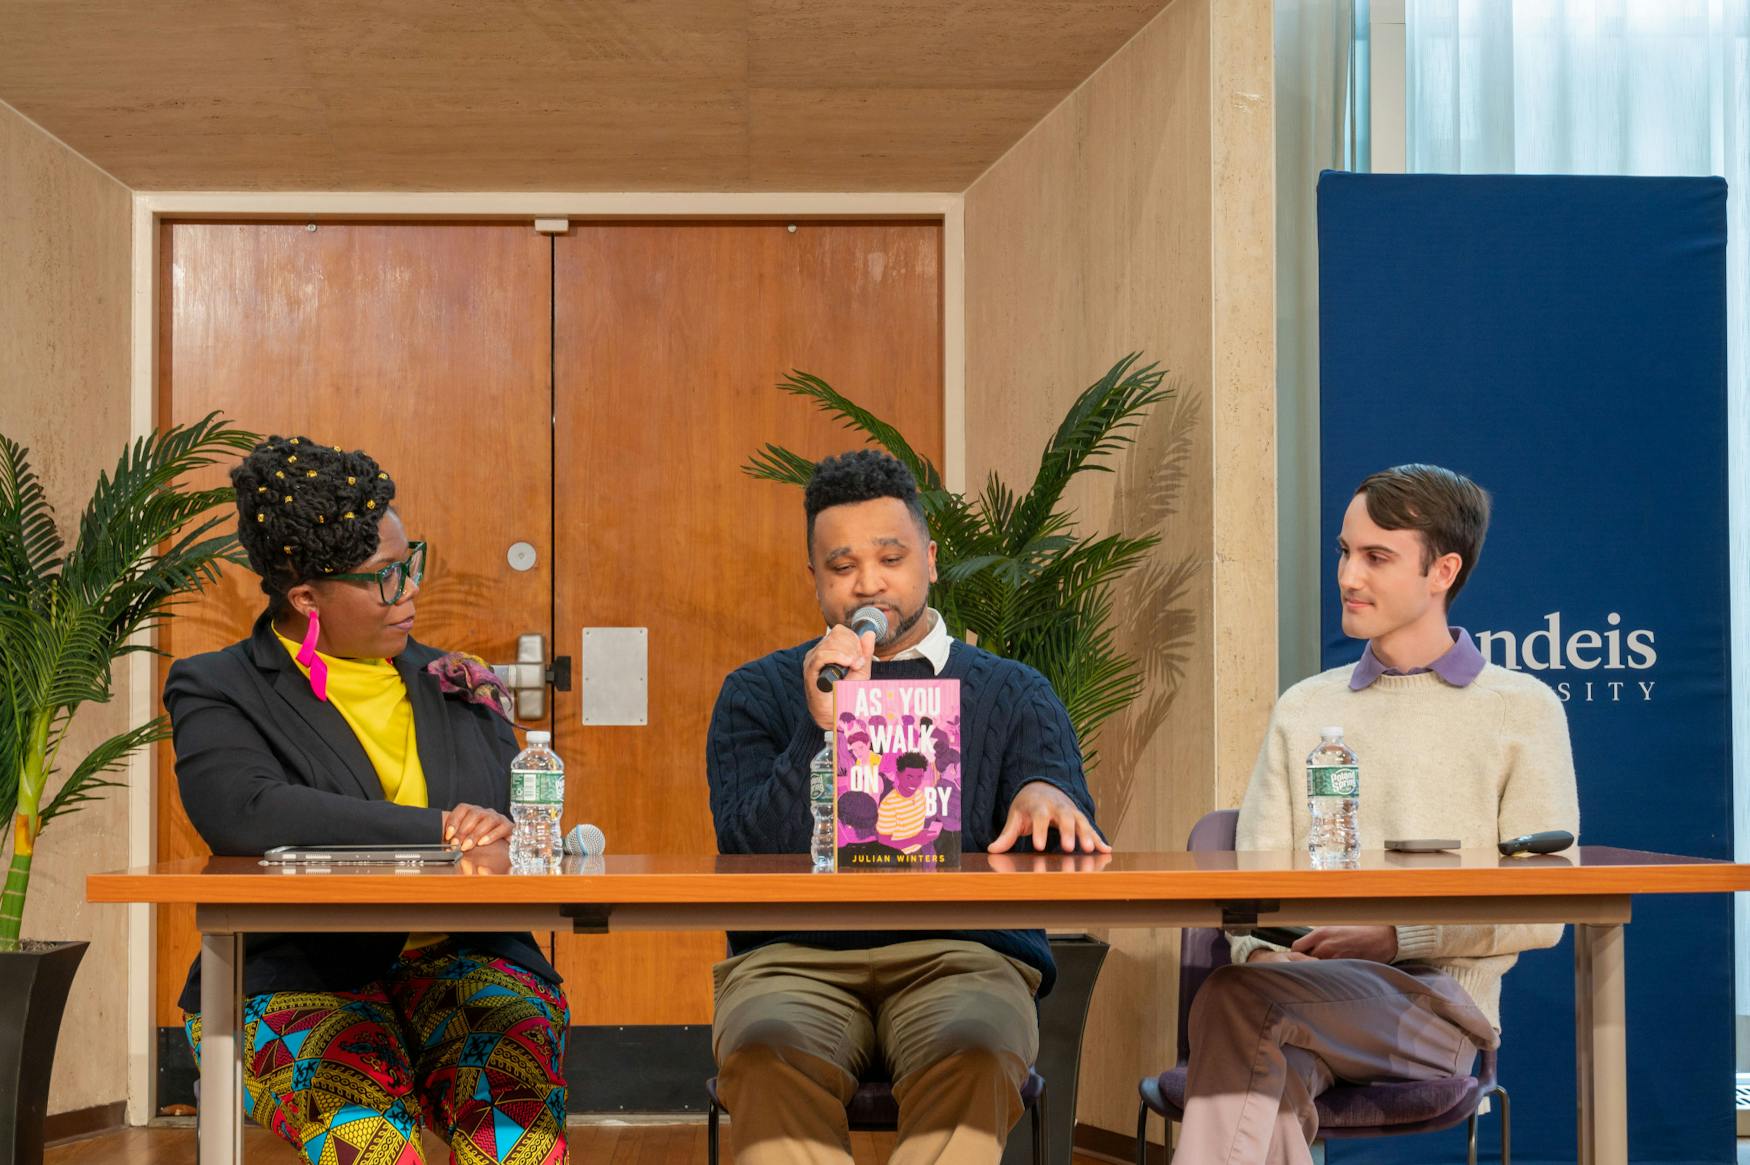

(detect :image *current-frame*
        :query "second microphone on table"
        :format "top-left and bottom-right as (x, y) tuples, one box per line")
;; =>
(563, 824), (607, 857)
(815, 606), (890, 692)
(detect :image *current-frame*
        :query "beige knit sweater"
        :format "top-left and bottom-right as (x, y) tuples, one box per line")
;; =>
(1228, 663), (1581, 1030)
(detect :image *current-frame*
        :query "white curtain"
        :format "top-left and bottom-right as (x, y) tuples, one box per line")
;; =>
(1275, 0), (1369, 690)
(1407, 0), (1750, 1057)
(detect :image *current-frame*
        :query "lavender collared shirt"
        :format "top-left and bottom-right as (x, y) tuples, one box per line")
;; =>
(1350, 627), (1486, 691)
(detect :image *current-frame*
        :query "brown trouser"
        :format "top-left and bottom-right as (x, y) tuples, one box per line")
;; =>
(711, 940), (1042, 1165)
(1178, 959), (1499, 1165)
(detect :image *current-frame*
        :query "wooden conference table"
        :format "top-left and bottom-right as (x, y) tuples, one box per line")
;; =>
(90, 847), (1750, 1165)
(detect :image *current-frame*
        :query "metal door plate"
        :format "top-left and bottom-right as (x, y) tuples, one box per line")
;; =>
(581, 627), (648, 726)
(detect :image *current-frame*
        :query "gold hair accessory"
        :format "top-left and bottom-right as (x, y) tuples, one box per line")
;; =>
(275, 470), (285, 479)
(365, 499), (376, 510)
(316, 515), (325, 523)
(257, 486), (267, 493)
(307, 470), (317, 477)
(283, 545), (294, 554)
(333, 445), (341, 451)
(287, 455), (297, 463)
(283, 495), (293, 504)
(256, 513), (265, 523)
(347, 476), (356, 485)
(378, 472), (388, 480)
(343, 512), (355, 520)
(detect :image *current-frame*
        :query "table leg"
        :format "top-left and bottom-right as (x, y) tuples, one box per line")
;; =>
(1574, 923), (1627, 1165)
(199, 930), (244, 1165)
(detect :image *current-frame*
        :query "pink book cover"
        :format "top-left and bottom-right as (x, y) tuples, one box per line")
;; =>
(833, 678), (962, 868)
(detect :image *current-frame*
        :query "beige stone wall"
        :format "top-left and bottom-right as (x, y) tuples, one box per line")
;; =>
(962, 0), (1274, 1136)
(0, 100), (134, 1117)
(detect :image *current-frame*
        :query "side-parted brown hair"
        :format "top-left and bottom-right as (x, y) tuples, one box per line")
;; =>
(1354, 464), (1492, 607)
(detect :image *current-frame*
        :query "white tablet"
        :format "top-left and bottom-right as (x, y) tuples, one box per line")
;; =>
(260, 843), (463, 866)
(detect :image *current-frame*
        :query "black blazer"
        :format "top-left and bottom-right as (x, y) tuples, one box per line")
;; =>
(166, 610), (559, 1011)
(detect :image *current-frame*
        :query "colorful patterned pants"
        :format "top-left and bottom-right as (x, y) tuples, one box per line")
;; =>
(186, 943), (568, 1165)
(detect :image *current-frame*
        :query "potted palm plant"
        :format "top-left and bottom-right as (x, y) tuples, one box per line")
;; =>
(0, 415), (256, 1165)
(744, 353), (1170, 770)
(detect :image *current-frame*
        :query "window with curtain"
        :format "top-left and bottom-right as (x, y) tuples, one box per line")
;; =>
(1406, 0), (1750, 1072)
(1275, 0), (1371, 689)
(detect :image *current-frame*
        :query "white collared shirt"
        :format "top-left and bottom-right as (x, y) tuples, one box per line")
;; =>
(878, 608), (952, 675)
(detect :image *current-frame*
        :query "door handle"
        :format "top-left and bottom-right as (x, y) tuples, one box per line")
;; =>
(491, 633), (548, 720)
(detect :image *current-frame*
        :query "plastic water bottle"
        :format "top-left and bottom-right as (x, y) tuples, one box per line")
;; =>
(1306, 727), (1360, 868)
(810, 730), (835, 872)
(510, 730), (565, 870)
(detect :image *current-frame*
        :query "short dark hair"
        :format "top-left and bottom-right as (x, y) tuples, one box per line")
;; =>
(804, 450), (928, 550)
(1353, 463), (1491, 606)
(894, 751), (928, 773)
(232, 436), (398, 609)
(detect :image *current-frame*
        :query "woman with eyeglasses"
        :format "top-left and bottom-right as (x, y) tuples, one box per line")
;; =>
(165, 436), (569, 1165)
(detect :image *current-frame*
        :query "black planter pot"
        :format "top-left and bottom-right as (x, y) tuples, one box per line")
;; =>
(0, 941), (88, 1165)
(1001, 934), (1110, 1165)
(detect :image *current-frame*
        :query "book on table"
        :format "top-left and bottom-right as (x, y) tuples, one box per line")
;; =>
(833, 678), (962, 869)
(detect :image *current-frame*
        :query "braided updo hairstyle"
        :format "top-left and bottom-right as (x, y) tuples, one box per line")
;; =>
(231, 436), (397, 610)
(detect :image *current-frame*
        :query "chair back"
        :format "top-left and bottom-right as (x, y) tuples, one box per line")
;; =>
(1176, 809), (1239, 1063)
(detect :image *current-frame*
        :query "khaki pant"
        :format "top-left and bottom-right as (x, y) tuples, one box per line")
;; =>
(711, 940), (1043, 1165)
(1178, 960), (1498, 1165)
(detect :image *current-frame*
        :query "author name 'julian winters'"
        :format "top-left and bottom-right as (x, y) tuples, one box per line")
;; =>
(845, 852), (950, 865)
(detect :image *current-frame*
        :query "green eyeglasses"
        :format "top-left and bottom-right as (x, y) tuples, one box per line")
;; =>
(327, 541), (428, 604)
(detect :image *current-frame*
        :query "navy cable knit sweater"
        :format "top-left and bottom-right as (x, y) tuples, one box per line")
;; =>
(705, 637), (1099, 996)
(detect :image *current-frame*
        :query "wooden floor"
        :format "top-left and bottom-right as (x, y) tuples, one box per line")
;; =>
(45, 1122), (1110, 1165)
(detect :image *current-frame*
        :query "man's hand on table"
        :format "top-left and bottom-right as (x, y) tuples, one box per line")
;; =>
(985, 850), (1113, 873)
(988, 781), (1111, 854)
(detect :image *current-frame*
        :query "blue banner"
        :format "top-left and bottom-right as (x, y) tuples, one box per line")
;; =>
(1317, 172), (1730, 1164)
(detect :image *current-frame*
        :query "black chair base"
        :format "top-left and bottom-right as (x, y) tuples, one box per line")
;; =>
(1134, 1080), (1511, 1165)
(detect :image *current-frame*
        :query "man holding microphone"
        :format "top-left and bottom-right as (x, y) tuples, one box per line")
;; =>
(706, 450), (1106, 1165)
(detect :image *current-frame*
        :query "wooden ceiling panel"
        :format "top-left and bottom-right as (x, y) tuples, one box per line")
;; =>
(748, 87), (1052, 191)
(0, 0), (1171, 190)
(748, 0), (1166, 89)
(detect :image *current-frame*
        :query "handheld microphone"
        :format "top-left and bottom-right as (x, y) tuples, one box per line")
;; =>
(1498, 829), (1574, 857)
(563, 824), (608, 857)
(815, 606), (890, 692)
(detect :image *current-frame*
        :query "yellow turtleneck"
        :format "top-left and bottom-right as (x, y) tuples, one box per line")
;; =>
(277, 630), (447, 953)
(275, 630), (429, 809)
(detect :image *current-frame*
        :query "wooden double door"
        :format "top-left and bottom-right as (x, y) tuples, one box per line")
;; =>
(154, 219), (944, 1035)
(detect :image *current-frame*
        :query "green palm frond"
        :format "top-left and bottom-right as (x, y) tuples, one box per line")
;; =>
(0, 413), (257, 948)
(761, 371), (946, 491)
(742, 356), (1173, 764)
(39, 718), (172, 827)
(781, 371), (940, 488)
(1008, 354), (1169, 545)
(743, 444), (819, 488)
(0, 436), (64, 617)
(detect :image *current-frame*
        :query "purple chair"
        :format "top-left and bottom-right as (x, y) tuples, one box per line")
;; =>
(1135, 809), (1510, 1165)
(707, 1068), (1046, 1165)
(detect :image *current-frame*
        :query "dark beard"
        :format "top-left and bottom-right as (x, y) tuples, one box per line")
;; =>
(880, 602), (928, 647)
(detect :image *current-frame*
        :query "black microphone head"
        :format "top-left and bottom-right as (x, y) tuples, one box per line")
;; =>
(849, 605), (889, 642)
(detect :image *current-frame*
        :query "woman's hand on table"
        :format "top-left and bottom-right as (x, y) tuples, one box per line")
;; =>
(456, 839), (512, 876)
(442, 803), (514, 852)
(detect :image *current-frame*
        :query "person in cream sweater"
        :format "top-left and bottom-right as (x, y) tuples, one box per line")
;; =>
(1177, 463), (1580, 1165)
